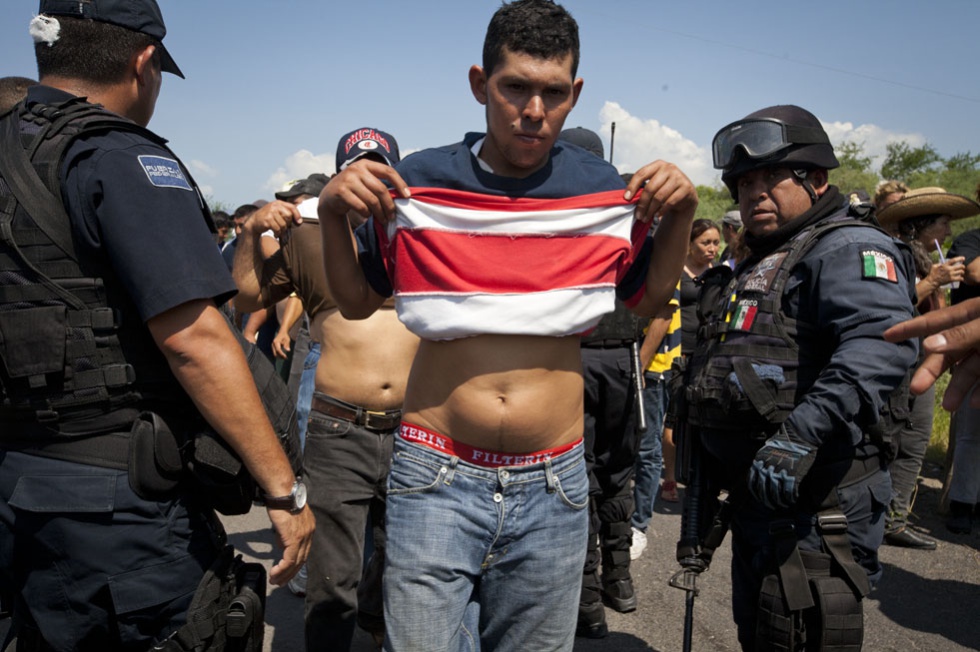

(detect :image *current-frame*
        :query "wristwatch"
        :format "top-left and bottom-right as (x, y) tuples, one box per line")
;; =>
(263, 479), (307, 513)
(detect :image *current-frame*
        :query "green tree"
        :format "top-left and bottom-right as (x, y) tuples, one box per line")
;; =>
(880, 141), (941, 183)
(694, 184), (736, 224)
(828, 140), (878, 198)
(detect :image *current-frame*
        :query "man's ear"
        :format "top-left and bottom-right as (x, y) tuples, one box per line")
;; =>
(571, 77), (583, 108)
(809, 168), (830, 195)
(469, 65), (488, 106)
(134, 44), (157, 85)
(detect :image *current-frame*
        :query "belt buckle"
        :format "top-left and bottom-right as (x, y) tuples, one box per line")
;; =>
(363, 410), (388, 430)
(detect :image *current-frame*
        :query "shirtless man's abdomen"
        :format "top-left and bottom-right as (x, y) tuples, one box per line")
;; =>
(402, 333), (584, 453)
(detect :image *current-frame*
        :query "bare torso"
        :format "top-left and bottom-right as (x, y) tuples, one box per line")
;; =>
(402, 334), (585, 453)
(311, 306), (419, 411)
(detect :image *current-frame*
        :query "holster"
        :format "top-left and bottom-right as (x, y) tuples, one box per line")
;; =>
(184, 312), (305, 516)
(755, 549), (864, 652)
(186, 426), (254, 516)
(128, 411), (185, 500)
(155, 545), (266, 652)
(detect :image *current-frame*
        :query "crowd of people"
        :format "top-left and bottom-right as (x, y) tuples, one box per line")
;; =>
(1, 1), (978, 651)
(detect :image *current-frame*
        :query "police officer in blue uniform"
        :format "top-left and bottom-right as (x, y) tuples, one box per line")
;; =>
(0, 2), (313, 649)
(676, 105), (917, 651)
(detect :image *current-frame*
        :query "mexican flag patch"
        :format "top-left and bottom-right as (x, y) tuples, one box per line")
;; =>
(730, 300), (758, 331)
(861, 250), (897, 282)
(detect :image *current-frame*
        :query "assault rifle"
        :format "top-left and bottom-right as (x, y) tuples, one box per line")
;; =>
(670, 415), (737, 652)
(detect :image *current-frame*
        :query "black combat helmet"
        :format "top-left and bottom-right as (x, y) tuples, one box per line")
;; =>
(713, 105), (839, 200)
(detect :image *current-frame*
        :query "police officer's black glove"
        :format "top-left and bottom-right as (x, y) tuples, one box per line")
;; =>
(748, 424), (816, 510)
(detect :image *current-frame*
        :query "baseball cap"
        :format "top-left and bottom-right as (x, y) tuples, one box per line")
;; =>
(38, 0), (184, 78)
(336, 128), (400, 171)
(721, 210), (742, 228)
(275, 173), (330, 201)
(559, 127), (604, 159)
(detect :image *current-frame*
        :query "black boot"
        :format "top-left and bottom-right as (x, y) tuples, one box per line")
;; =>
(602, 576), (638, 613)
(576, 573), (608, 638)
(948, 501), (973, 534)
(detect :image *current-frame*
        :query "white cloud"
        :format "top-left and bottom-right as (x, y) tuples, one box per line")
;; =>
(264, 150), (334, 195)
(597, 102), (716, 186)
(189, 159), (218, 177)
(592, 103), (931, 187)
(820, 121), (927, 171)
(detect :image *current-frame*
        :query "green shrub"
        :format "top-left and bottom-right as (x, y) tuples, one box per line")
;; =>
(927, 372), (951, 465)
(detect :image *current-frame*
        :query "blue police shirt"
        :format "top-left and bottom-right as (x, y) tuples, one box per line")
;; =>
(780, 213), (918, 451)
(27, 86), (237, 322)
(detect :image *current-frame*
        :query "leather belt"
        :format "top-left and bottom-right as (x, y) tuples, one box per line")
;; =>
(311, 396), (402, 432)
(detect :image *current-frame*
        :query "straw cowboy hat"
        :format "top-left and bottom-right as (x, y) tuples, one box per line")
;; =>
(876, 186), (980, 229)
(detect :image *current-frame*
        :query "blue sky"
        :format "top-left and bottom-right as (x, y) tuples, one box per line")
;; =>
(3, 1), (979, 207)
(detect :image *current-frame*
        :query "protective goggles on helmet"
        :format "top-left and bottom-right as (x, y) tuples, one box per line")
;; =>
(712, 118), (830, 170)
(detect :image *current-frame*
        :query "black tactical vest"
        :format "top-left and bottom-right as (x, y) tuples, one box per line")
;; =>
(685, 215), (908, 452)
(581, 298), (646, 344)
(0, 97), (209, 436)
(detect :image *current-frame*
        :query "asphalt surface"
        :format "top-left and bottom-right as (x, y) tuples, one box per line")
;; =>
(225, 459), (980, 651)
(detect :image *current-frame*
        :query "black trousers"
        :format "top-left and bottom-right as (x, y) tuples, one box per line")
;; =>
(581, 346), (641, 596)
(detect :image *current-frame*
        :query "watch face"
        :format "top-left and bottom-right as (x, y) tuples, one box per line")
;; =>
(294, 481), (308, 511)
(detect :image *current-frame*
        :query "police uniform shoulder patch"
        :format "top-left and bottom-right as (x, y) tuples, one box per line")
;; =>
(860, 250), (898, 283)
(138, 155), (193, 191)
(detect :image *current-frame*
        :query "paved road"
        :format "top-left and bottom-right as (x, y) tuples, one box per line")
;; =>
(225, 461), (980, 651)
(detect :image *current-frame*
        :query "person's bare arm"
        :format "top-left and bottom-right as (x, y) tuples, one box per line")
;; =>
(147, 299), (314, 585)
(915, 258), (965, 308)
(241, 306), (269, 344)
(625, 161), (698, 317)
(272, 295), (304, 359)
(233, 201), (301, 314)
(639, 302), (677, 369)
(318, 159), (410, 319)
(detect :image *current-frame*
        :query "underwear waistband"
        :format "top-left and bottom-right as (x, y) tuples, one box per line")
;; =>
(399, 422), (581, 469)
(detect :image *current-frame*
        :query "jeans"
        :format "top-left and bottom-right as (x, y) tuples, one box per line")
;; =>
(632, 370), (669, 533)
(886, 383), (934, 529)
(304, 398), (393, 652)
(384, 435), (590, 652)
(295, 341), (320, 451)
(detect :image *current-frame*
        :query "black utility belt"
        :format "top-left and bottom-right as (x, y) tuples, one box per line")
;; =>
(3, 430), (131, 471)
(581, 338), (636, 349)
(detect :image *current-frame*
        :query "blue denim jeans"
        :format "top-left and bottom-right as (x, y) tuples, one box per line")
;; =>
(384, 435), (590, 652)
(296, 341), (320, 451)
(632, 370), (669, 533)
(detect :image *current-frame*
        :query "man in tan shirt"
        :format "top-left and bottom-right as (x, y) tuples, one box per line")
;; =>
(234, 129), (417, 651)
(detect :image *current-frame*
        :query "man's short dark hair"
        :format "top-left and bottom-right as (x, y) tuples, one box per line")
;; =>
(0, 76), (38, 114)
(232, 204), (259, 221)
(35, 16), (159, 85)
(483, 0), (580, 77)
